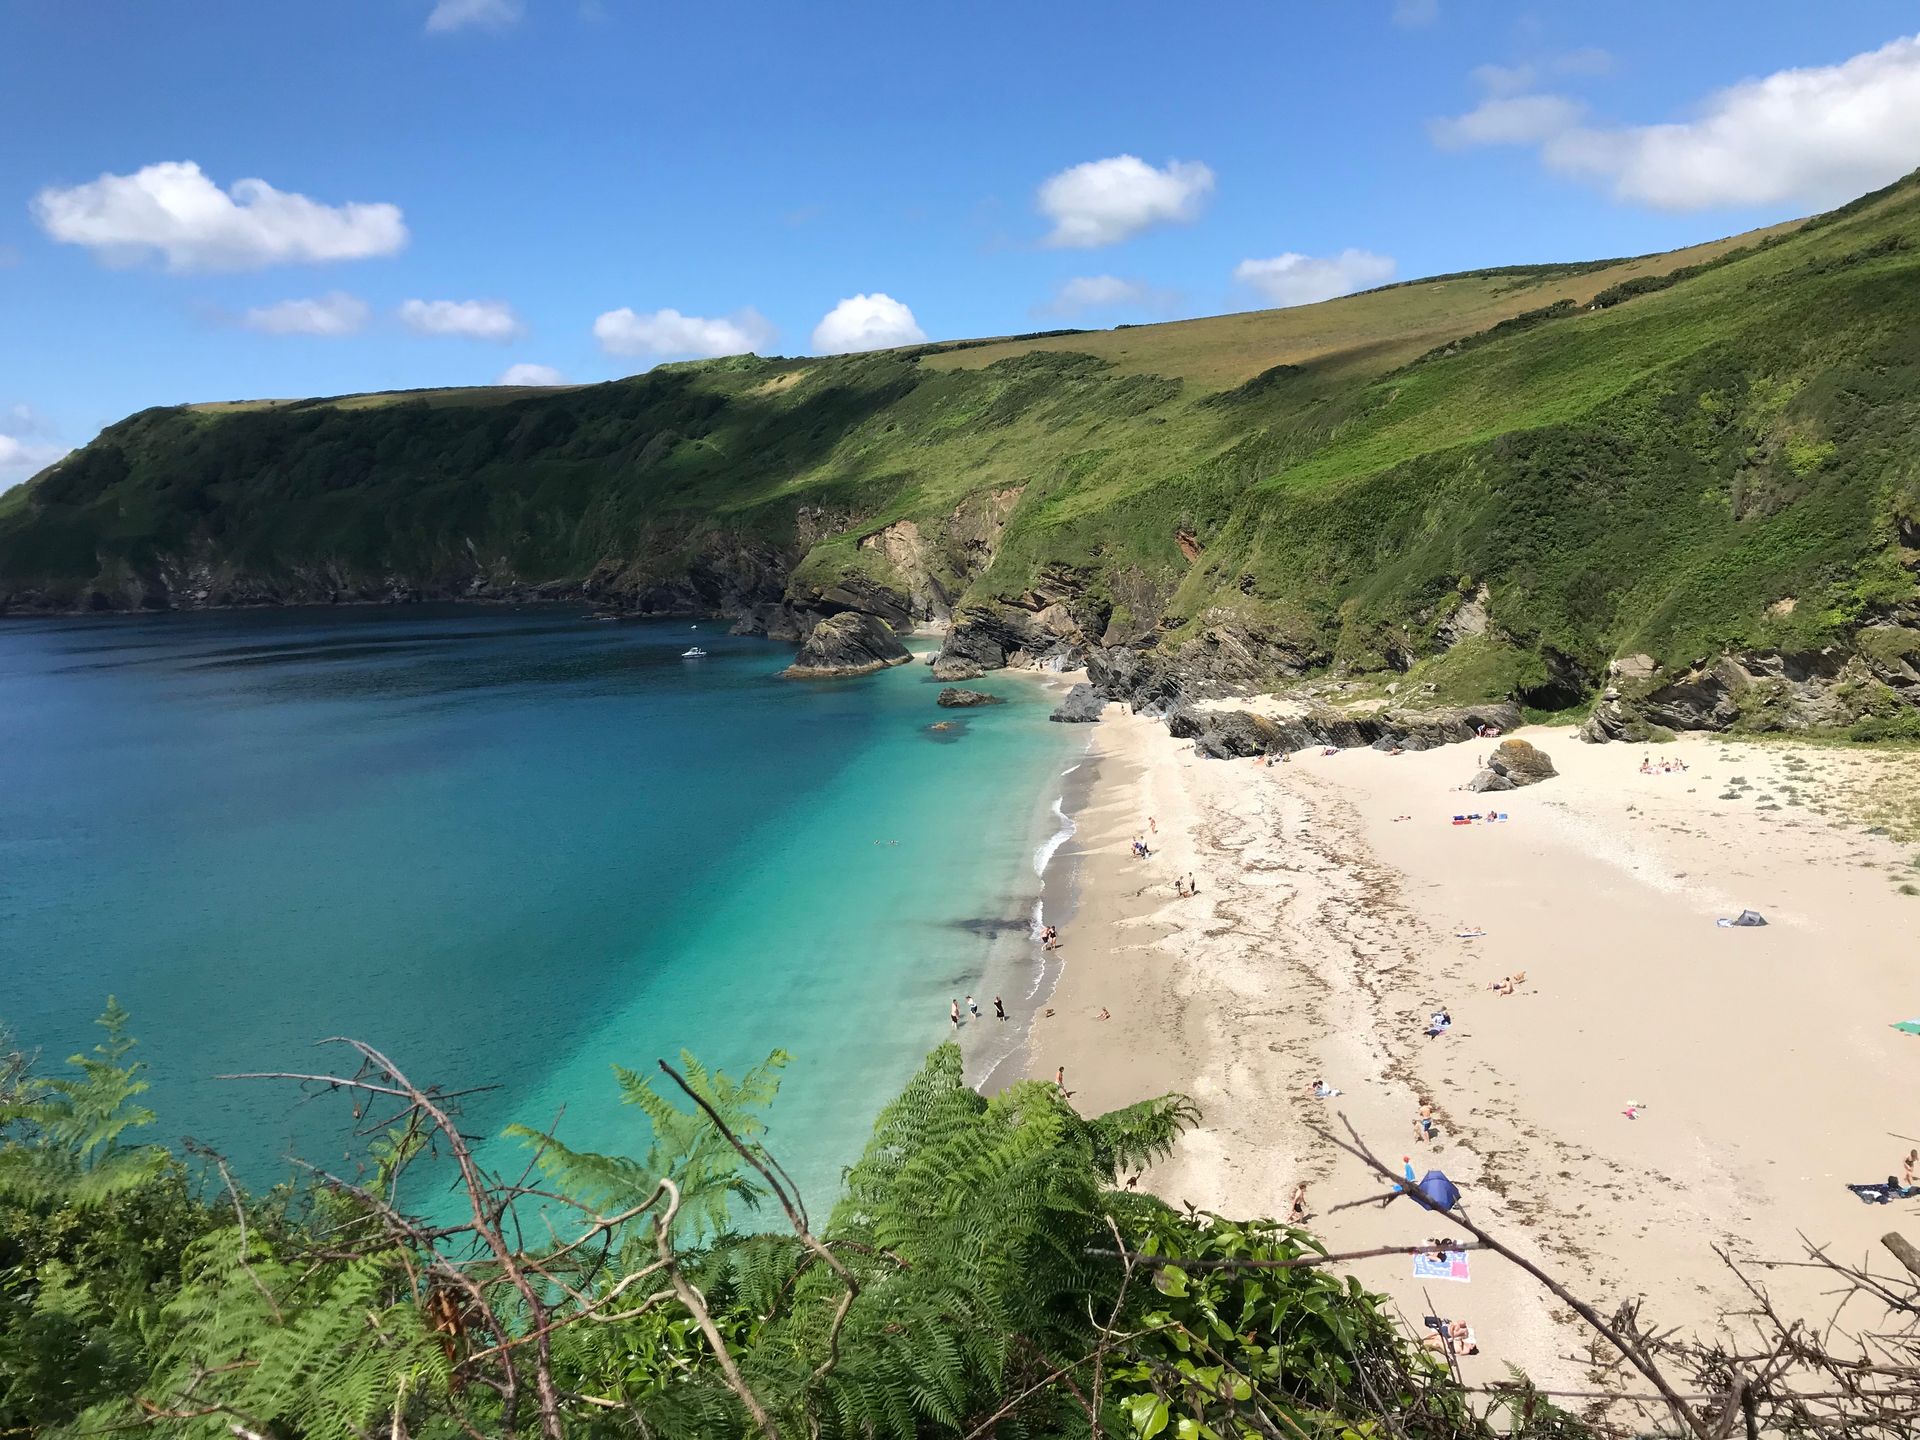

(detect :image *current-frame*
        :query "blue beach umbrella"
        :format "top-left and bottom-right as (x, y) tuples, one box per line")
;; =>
(1417, 1170), (1461, 1211)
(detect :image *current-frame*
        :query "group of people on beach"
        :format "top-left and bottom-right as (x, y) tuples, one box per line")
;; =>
(949, 994), (1008, 1027)
(1639, 753), (1689, 774)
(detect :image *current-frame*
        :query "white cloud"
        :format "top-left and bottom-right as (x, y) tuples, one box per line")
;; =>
(1470, 62), (1538, 97)
(1036, 155), (1215, 248)
(1543, 32), (1920, 210)
(498, 362), (568, 386)
(593, 306), (776, 359)
(1392, 0), (1438, 29)
(1233, 250), (1398, 308)
(242, 292), (370, 337)
(32, 161), (407, 272)
(0, 408), (69, 492)
(810, 293), (927, 354)
(1430, 93), (1586, 150)
(426, 0), (523, 32)
(399, 298), (524, 341)
(1039, 274), (1175, 318)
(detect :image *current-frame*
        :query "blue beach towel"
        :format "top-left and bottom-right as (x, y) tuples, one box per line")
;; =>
(1413, 1250), (1470, 1281)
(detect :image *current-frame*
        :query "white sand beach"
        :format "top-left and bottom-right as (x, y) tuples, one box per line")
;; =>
(1027, 711), (1920, 1394)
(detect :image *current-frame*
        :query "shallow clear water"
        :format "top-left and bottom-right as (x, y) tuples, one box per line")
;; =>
(0, 606), (1074, 1207)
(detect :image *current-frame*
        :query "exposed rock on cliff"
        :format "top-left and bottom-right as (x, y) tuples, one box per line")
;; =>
(929, 655), (987, 681)
(1170, 698), (1521, 759)
(936, 687), (1004, 707)
(780, 612), (912, 679)
(1580, 645), (1917, 741)
(1049, 684), (1105, 723)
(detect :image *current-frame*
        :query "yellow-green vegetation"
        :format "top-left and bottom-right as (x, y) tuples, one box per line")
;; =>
(2, 178), (1915, 721)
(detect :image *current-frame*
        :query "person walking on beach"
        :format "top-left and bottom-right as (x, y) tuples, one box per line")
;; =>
(1415, 1100), (1436, 1146)
(1055, 1065), (1065, 1089)
(993, 995), (1006, 1020)
(950, 999), (961, 1028)
(1288, 1182), (1309, 1224)
(966, 994), (980, 1019)
(1905, 1148), (1918, 1188)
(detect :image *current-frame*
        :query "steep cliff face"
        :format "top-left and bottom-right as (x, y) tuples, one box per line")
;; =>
(9, 177), (1920, 731)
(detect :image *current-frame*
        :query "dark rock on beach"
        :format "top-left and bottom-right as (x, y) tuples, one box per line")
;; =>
(1049, 684), (1105, 723)
(1466, 737), (1556, 790)
(936, 687), (1004, 708)
(780, 611), (913, 679)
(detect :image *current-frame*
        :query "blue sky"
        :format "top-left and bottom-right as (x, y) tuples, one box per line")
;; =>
(4, 0), (1920, 484)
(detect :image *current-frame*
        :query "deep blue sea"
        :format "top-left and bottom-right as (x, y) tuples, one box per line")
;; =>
(0, 606), (1078, 1208)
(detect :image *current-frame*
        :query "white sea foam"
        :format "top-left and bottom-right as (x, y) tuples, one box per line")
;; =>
(1032, 795), (1074, 879)
(1061, 762), (1081, 776)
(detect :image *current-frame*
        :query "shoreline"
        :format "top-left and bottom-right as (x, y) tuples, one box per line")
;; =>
(954, 664), (1094, 1094)
(1027, 708), (1920, 1390)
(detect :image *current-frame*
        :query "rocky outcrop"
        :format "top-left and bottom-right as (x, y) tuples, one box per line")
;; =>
(1085, 626), (1330, 717)
(1490, 737), (1556, 782)
(936, 687), (1004, 708)
(780, 612), (912, 679)
(1580, 646), (1901, 741)
(934, 595), (1091, 677)
(929, 655), (987, 681)
(852, 487), (1023, 625)
(1170, 698), (1521, 759)
(1049, 684), (1106, 723)
(1467, 737), (1555, 790)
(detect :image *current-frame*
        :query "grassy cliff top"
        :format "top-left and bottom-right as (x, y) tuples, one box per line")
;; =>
(6, 178), (1918, 724)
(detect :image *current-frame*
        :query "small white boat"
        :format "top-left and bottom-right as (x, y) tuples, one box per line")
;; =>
(682, 646), (707, 658)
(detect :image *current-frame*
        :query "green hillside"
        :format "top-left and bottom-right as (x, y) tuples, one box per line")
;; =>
(5, 178), (1918, 731)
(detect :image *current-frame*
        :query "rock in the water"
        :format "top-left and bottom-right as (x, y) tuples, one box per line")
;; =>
(781, 611), (913, 679)
(936, 687), (1005, 708)
(1486, 737), (1556, 785)
(1049, 684), (1105, 723)
(930, 656), (986, 681)
(1466, 768), (1515, 792)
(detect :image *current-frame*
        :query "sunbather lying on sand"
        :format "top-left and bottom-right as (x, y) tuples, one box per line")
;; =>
(1422, 1318), (1479, 1356)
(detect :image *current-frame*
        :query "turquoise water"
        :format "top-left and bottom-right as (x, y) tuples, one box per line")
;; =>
(0, 606), (1076, 1207)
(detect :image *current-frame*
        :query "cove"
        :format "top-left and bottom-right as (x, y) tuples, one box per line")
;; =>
(0, 605), (1076, 1206)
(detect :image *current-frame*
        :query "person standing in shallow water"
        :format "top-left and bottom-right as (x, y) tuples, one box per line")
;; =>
(993, 995), (1006, 1020)
(950, 999), (961, 1028)
(966, 994), (980, 1019)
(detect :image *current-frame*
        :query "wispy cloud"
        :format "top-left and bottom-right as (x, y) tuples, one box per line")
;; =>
(426, 0), (523, 33)
(1036, 274), (1179, 319)
(399, 298), (524, 341)
(243, 292), (371, 336)
(0, 404), (71, 491)
(594, 306), (776, 359)
(498, 362), (568, 386)
(1234, 250), (1397, 308)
